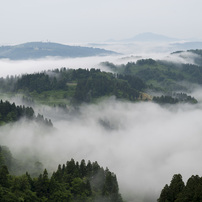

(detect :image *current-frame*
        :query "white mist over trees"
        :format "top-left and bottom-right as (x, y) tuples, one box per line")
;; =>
(1, 97), (202, 201)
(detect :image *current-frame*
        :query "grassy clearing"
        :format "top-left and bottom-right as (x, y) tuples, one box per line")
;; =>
(0, 87), (77, 106)
(29, 89), (74, 106)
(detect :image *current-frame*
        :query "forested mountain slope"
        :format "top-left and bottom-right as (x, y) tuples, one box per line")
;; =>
(102, 53), (202, 92)
(0, 68), (146, 104)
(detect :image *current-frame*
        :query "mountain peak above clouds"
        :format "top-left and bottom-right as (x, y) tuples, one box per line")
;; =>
(124, 32), (179, 42)
(106, 32), (180, 43)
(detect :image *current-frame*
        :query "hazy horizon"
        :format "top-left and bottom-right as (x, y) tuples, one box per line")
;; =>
(1, 0), (202, 45)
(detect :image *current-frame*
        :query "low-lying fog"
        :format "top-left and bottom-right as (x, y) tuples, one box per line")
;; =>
(1, 96), (202, 201)
(1, 43), (202, 202)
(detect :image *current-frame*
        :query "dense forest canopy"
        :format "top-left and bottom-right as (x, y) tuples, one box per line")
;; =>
(158, 174), (202, 202)
(0, 145), (123, 202)
(0, 68), (146, 104)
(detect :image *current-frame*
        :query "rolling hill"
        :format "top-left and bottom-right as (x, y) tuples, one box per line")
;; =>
(0, 42), (117, 60)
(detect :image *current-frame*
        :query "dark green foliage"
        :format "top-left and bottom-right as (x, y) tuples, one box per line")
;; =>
(182, 63), (202, 84)
(50, 159), (123, 202)
(125, 63), (185, 92)
(0, 165), (10, 188)
(153, 95), (178, 104)
(158, 184), (170, 202)
(0, 100), (34, 124)
(175, 175), (202, 202)
(0, 167), (39, 202)
(0, 186), (19, 202)
(0, 68), (145, 104)
(73, 69), (142, 103)
(117, 74), (145, 91)
(153, 93), (197, 104)
(0, 146), (13, 169)
(136, 58), (157, 66)
(102, 169), (123, 202)
(15, 72), (68, 93)
(169, 174), (185, 201)
(0, 157), (123, 202)
(0, 100), (53, 126)
(173, 92), (198, 103)
(80, 159), (87, 178)
(34, 169), (50, 198)
(158, 174), (202, 202)
(103, 56), (202, 92)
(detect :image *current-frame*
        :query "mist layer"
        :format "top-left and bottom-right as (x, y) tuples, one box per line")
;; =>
(1, 98), (202, 201)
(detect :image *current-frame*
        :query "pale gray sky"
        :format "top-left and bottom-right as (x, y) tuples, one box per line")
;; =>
(1, 0), (202, 44)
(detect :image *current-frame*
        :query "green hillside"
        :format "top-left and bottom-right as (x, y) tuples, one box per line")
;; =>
(0, 68), (146, 106)
(102, 53), (202, 92)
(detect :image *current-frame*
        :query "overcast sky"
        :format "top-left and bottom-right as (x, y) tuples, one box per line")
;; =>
(1, 0), (202, 45)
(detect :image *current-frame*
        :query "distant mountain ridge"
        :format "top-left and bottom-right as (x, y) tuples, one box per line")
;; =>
(0, 42), (117, 60)
(123, 32), (179, 42)
(107, 32), (179, 43)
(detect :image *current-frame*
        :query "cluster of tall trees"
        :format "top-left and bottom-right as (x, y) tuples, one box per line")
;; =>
(0, 157), (123, 202)
(153, 96), (179, 104)
(158, 174), (202, 202)
(153, 93), (197, 104)
(0, 100), (34, 124)
(0, 100), (52, 126)
(15, 73), (68, 93)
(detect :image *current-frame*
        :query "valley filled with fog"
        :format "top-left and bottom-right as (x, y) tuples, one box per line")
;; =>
(1, 42), (202, 201)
